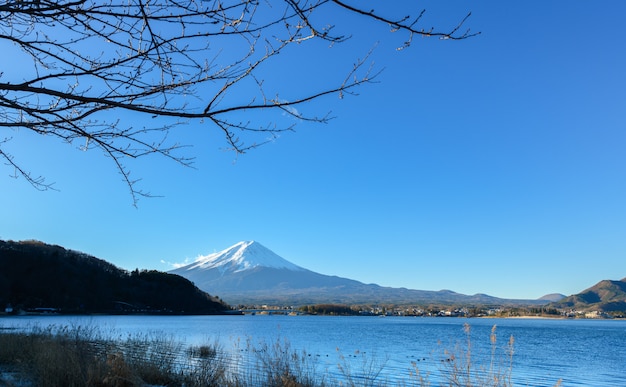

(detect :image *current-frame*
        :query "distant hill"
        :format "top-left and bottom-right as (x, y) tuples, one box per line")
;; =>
(538, 293), (566, 302)
(170, 241), (549, 307)
(0, 240), (229, 314)
(549, 278), (626, 312)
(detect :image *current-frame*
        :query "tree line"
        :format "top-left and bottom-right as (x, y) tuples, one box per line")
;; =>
(0, 240), (229, 314)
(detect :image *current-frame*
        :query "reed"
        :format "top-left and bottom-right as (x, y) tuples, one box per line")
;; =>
(435, 323), (516, 387)
(0, 323), (562, 387)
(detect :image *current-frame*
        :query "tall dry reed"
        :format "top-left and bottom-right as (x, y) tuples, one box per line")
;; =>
(0, 323), (563, 387)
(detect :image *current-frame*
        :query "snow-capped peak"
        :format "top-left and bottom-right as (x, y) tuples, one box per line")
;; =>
(184, 241), (305, 273)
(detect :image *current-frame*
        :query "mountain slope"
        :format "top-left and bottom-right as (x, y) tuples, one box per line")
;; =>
(549, 278), (626, 312)
(182, 241), (305, 273)
(0, 240), (229, 314)
(170, 241), (547, 306)
(537, 293), (566, 302)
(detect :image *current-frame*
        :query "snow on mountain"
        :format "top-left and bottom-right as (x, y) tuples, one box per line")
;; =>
(170, 241), (552, 306)
(181, 241), (305, 274)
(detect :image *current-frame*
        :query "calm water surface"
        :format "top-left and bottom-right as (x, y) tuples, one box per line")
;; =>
(2, 315), (624, 386)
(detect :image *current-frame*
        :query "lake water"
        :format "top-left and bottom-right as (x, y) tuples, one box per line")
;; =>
(1, 314), (625, 386)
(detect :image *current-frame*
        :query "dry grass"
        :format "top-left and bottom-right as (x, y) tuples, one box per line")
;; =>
(435, 324), (516, 387)
(0, 325), (183, 387)
(0, 324), (562, 387)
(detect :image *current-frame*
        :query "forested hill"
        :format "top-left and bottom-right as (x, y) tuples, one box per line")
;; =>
(0, 240), (230, 314)
(549, 278), (626, 312)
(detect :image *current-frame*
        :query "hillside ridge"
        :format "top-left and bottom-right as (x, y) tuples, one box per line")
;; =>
(0, 240), (229, 314)
(549, 278), (626, 312)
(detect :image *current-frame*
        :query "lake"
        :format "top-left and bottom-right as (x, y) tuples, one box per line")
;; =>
(1, 314), (624, 386)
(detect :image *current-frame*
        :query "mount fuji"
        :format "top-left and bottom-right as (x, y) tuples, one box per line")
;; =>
(169, 241), (548, 306)
(174, 241), (305, 274)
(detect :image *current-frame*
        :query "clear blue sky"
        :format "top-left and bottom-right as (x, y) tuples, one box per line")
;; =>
(2, 1), (625, 300)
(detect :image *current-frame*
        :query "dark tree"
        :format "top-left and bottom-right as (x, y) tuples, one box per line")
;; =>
(0, 0), (477, 204)
(0, 240), (229, 313)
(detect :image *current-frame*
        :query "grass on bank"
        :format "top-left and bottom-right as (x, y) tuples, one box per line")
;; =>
(0, 323), (562, 387)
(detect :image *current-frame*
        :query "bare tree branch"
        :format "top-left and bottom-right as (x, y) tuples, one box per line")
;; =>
(0, 0), (478, 205)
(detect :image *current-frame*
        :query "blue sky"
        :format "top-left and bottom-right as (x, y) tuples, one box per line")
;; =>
(2, 1), (625, 300)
